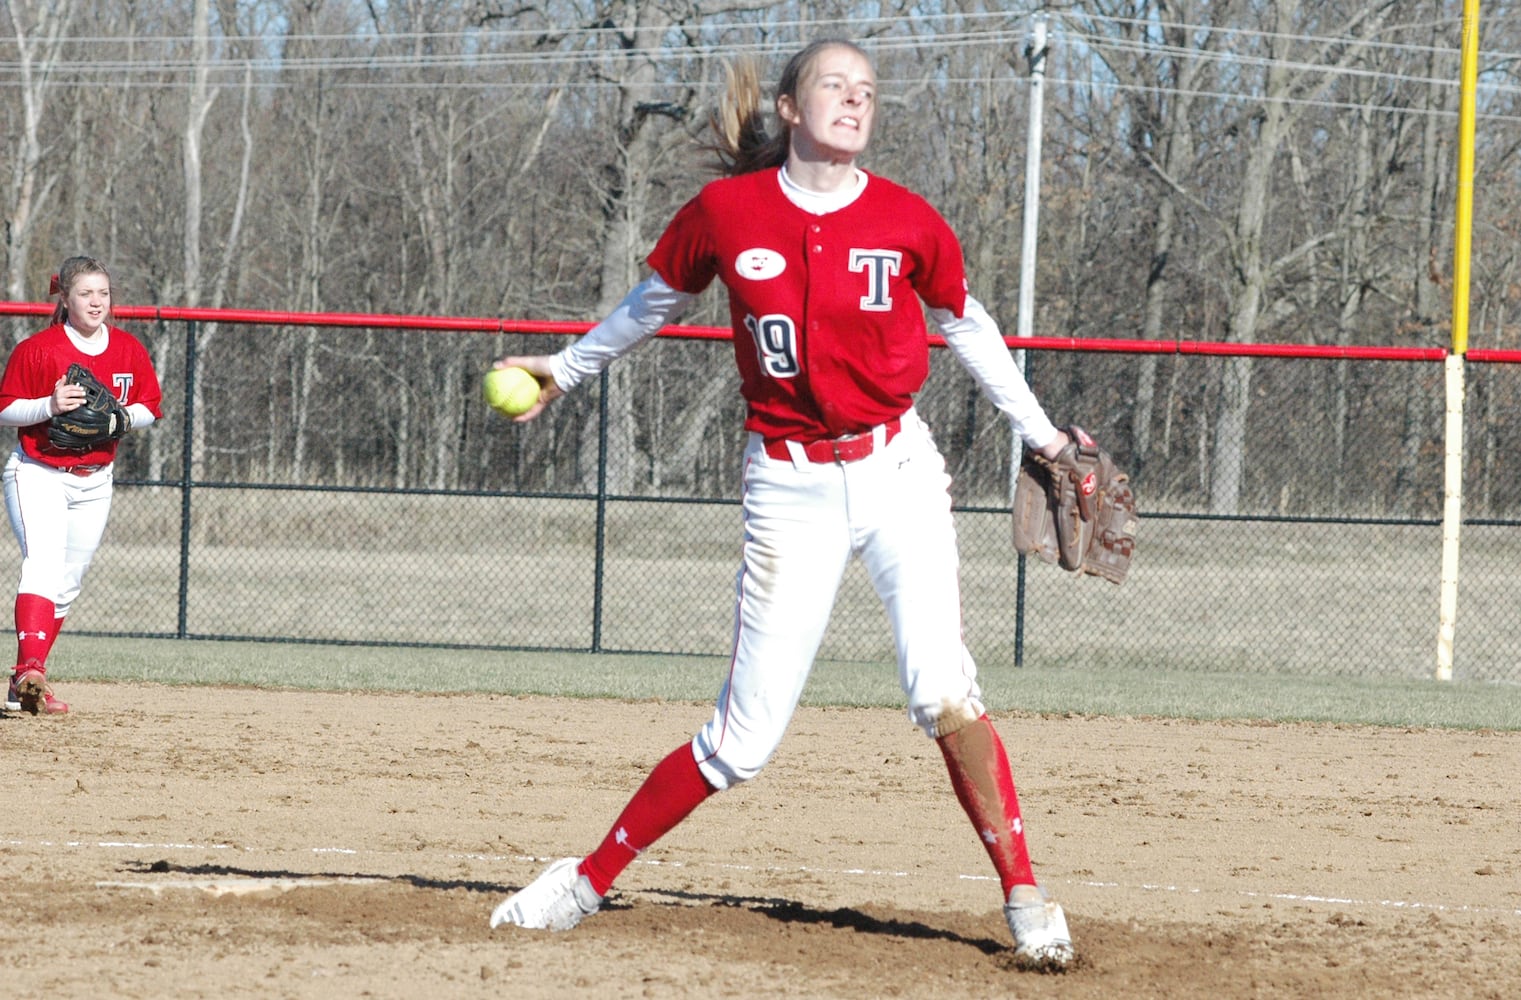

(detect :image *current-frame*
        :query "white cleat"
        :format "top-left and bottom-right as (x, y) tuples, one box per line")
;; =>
(490, 857), (603, 931)
(1004, 884), (1075, 971)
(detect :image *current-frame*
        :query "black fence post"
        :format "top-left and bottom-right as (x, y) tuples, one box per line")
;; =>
(590, 368), (610, 652)
(176, 319), (196, 639)
(1012, 349), (1035, 669)
(1014, 552), (1027, 668)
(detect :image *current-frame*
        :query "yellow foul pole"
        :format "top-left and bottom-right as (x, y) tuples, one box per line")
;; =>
(1436, 0), (1480, 681)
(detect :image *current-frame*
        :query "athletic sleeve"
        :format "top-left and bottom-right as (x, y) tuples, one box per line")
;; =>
(930, 294), (1059, 451)
(0, 397), (53, 427)
(126, 402), (157, 429)
(549, 274), (697, 392)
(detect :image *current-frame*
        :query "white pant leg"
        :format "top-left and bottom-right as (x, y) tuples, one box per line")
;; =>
(848, 414), (984, 737)
(4, 451), (113, 616)
(694, 437), (852, 791)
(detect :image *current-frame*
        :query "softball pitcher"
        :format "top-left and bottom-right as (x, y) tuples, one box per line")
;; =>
(0, 256), (162, 715)
(488, 40), (1076, 969)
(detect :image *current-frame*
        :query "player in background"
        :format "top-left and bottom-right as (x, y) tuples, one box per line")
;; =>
(0, 256), (162, 715)
(488, 40), (1077, 969)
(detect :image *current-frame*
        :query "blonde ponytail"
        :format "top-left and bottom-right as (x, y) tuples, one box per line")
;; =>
(705, 57), (786, 176)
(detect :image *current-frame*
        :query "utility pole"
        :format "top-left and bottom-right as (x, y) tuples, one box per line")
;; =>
(1013, 14), (1050, 668)
(1015, 13), (1049, 365)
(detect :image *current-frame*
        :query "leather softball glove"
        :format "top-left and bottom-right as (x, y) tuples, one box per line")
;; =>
(1012, 425), (1137, 584)
(48, 363), (131, 451)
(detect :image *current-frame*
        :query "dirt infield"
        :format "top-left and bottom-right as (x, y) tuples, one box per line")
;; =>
(3, 683), (1519, 999)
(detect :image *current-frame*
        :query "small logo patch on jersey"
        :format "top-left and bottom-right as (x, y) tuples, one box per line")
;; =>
(735, 248), (785, 281)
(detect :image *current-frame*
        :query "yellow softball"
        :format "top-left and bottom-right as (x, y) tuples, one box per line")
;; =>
(483, 366), (541, 416)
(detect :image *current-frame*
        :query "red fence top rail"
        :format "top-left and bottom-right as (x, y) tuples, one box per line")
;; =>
(0, 301), (605, 335)
(1464, 349), (1521, 364)
(0, 300), (1452, 361)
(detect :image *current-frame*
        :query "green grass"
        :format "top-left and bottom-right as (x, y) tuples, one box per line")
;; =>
(53, 634), (1521, 731)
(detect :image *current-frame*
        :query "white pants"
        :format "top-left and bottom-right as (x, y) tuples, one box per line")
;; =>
(3, 450), (114, 617)
(693, 409), (985, 791)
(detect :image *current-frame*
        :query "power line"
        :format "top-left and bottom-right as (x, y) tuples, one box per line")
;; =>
(1, 7), (1511, 73)
(0, 8), (1513, 120)
(14, 6), (1488, 60)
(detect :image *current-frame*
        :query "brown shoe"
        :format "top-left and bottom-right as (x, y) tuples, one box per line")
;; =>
(13, 666), (68, 716)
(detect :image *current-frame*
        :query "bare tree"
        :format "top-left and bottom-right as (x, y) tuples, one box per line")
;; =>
(1062, 1), (1218, 497)
(1201, 0), (1396, 514)
(1390, 21), (1458, 511)
(1322, 36), (1423, 509)
(266, 0), (372, 483)
(578, 6), (700, 495)
(169, 0), (260, 483)
(1, 0), (74, 313)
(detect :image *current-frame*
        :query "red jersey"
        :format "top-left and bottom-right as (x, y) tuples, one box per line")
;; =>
(0, 323), (164, 468)
(647, 168), (969, 442)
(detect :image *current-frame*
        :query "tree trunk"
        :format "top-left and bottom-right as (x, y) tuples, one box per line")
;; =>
(1127, 6), (1204, 490)
(1331, 101), (1375, 508)
(3, 0), (72, 313)
(579, 5), (698, 496)
(1208, 93), (1277, 515)
(1208, 0), (1396, 514)
(181, 0), (215, 480)
(1394, 25), (1452, 512)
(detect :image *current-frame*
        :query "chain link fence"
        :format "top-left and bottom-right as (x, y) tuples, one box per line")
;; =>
(22, 308), (1519, 684)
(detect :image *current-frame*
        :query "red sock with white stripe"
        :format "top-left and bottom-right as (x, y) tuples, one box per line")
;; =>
(936, 715), (1036, 895)
(578, 743), (717, 897)
(13, 593), (55, 670)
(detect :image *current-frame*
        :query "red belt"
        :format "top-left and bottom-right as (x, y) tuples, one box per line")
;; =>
(62, 463), (106, 477)
(763, 418), (901, 465)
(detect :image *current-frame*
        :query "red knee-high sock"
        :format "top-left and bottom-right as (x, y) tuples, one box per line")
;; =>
(578, 744), (717, 897)
(42, 615), (65, 660)
(937, 715), (1036, 895)
(13, 593), (56, 670)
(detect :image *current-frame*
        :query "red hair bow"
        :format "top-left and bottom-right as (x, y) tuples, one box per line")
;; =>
(48, 274), (61, 296)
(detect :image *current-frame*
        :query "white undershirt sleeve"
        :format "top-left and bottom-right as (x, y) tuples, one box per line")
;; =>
(549, 274), (697, 392)
(0, 397), (54, 427)
(930, 295), (1060, 451)
(126, 403), (156, 430)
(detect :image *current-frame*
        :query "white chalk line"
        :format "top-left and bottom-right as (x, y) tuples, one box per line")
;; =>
(6, 838), (1515, 919)
(96, 877), (387, 897)
(1067, 879), (1521, 917)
